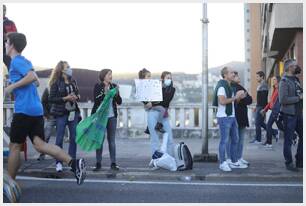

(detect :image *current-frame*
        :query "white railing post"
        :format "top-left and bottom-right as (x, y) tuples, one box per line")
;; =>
(188, 108), (195, 127)
(169, 108), (176, 127)
(179, 107), (185, 128)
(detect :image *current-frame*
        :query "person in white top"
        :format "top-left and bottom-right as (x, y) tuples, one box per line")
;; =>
(212, 67), (248, 172)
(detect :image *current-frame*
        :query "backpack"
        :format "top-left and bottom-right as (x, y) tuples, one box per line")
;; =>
(174, 142), (193, 171)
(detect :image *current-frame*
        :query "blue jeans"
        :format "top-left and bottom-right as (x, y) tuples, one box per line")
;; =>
(255, 106), (266, 141)
(218, 117), (239, 163)
(55, 112), (80, 164)
(44, 116), (56, 143)
(96, 117), (117, 164)
(147, 110), (174, 156)
(227, 126), (246, 160)
(265, 113), (280, 144)
(283, 114), (303, 166)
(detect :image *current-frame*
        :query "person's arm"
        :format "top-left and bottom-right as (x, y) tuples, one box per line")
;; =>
(279, 80), (300, 105)
(240, 92), (253, 106)
(5, 70), (37, 94)
(91, 84), (104, 115)
(41, 88), (49, 117)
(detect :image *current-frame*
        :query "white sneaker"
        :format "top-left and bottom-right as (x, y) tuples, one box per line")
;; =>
(238, 158), (249, 165)
(229, 161), (248, 169)
(226, 159), (232, 164)
(263, 144), (272, 149)
(56, 162), (63, 172)
(219, 161), (232, 172)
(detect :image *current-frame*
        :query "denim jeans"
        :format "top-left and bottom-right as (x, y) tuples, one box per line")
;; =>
(218, 117), (239, 163)
(265, 113), (280, 144)
(255, 106), (267, 141)
(282, 114), (303, 166)
(44, 116), (56, 143)
(227, 126), (246, 160)
(55, 112), (80, 164)
(96, 117), (117, 164)
(147, 110), (174, 157)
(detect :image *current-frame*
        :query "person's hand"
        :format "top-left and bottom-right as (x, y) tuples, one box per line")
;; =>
(260, 109), (266, 116)
(4, 84), (15, 96)
(144, 102), (152, 109)
(63, 94), (76, 102)
(234, 90), (245, 101)
(299, 93), (303, 100)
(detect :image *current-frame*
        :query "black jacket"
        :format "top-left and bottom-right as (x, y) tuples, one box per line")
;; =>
(49, 77), (80, 117)
(91, 83), (122, 117)
(256, 81), (268, 107)
(41, 87), (52, 117)
(233, 83), (253, 128)
(156, 86), (176, 108)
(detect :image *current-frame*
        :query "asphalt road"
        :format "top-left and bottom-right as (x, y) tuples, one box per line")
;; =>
(16, 176), (303, 203)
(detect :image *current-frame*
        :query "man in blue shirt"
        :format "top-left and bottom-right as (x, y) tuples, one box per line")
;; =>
(4, 32), (86, 185)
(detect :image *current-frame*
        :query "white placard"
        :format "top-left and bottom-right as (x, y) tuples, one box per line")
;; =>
(134, 79), (163, 102)
(118, 85), (132, 99)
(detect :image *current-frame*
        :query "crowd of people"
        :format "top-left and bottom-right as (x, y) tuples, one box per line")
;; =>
(213, 63), (303, 172)
(3, 5), (303, 190)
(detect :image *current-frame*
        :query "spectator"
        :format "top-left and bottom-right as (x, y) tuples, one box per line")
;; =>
(226, 71), (252, 166)
(48, 61), (81, 173)
(3, 5), (17, 70)
(250, 71), (268, 144)
(212, 67), (247, 172)
(91, 69), (122, 171)
(260, 76), (283, 148)
(279, 59), (303, 172)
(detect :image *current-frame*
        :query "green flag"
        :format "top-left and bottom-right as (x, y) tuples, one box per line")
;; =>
(76, 88), (117, 151)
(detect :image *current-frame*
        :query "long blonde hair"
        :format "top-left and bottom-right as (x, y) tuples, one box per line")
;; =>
(49, 60), (69, 87)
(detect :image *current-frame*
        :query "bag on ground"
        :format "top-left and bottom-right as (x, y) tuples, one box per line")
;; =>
(174, 142), (193, 171)
(154, 153), (177, 171)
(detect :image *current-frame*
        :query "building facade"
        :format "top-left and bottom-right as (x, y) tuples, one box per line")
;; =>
(260, 3), (303, 84)
(245, 3), (303, 100)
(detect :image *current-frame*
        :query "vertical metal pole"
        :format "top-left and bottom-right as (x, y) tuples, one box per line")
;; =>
(201, 2), (209, 154)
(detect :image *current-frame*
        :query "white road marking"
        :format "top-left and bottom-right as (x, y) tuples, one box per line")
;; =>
(16, 176), (303, 187)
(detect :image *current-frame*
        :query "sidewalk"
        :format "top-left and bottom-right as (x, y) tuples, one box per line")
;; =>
(4, 136), (303, 183)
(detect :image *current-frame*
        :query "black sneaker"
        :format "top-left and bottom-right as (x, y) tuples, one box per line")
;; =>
(93, 162), (101, 172)
(144, 126), (150, 134)
(155, 123), (165, 133)
(72, 158), (86, 185)
(286, 163), (299, 172)
(111, 163), (120, 171)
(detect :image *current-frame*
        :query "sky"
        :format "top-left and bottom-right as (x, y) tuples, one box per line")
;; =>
(5, 3), (245, 74)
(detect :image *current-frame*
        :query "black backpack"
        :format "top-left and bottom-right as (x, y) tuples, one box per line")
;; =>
(174, 142), (193, 171)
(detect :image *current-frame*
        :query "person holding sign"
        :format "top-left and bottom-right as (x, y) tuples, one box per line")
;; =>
(138, 69), (175, 160)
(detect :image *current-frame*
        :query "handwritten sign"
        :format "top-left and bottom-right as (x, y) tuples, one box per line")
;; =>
(134, 79), (163, 102)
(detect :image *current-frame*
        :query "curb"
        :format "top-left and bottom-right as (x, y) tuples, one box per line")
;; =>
(18, 168), (303, 183)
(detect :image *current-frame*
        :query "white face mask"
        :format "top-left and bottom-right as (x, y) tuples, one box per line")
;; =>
(164, 79), (172, 86)
(63, 67), (73, 77)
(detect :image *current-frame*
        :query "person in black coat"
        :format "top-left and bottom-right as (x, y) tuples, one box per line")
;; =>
(226, 71), (252, 165)
(91, 69), (122, 171)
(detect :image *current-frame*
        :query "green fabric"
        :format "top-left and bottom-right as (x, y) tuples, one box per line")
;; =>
(76, 88), (117, 152)
(212, 79), (233, 116)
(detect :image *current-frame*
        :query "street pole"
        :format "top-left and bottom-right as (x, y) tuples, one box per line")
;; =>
(193, 2), (218, 162)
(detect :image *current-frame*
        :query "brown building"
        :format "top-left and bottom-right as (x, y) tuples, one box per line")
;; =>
(244, 4), (262, 100)
(245, 3), (303, 101)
